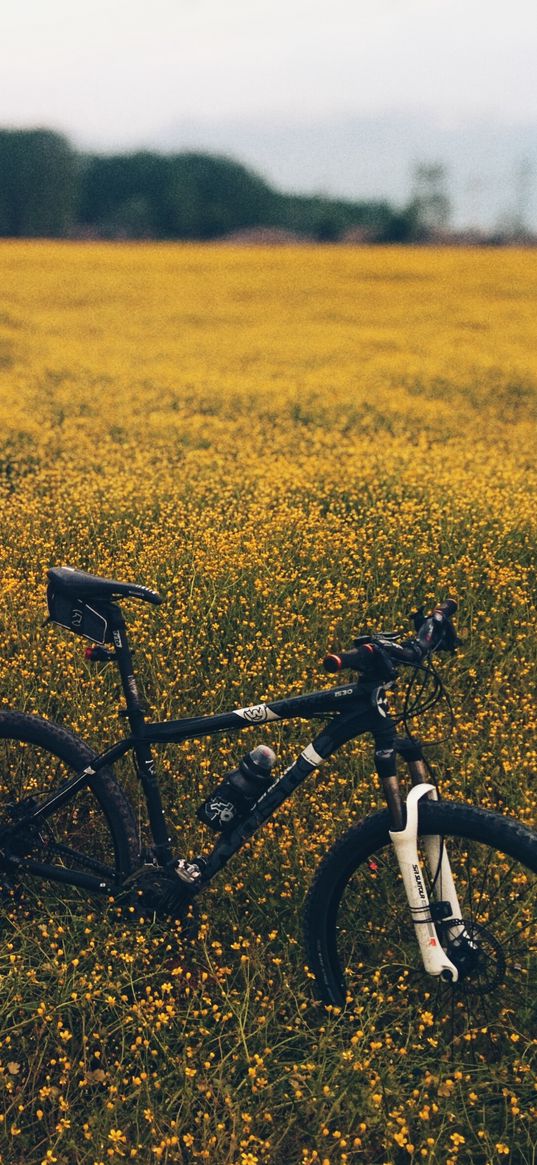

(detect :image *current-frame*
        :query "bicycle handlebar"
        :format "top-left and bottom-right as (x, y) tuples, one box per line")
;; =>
(323, 599), (459, 677)
(435, 599), (458, 619)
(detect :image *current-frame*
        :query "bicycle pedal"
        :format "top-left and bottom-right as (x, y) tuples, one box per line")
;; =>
(174, 858), (203, 886)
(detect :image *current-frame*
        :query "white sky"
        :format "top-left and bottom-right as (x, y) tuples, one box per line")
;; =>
(1, 0), (536, 148)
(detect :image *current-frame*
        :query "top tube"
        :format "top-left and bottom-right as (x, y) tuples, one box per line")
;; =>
(143, 681), (383, 745)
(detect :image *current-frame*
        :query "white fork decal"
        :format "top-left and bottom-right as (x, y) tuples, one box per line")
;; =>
(389, 784), (460, 981)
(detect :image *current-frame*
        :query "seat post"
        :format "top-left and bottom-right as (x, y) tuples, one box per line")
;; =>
(108, 603), (175, 865)
(108, 604), (146, 735)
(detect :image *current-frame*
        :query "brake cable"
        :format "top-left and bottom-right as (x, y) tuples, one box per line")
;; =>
(394, 654), (456, 746)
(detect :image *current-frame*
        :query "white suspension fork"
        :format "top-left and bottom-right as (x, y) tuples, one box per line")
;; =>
(419, 785), (467, 945)
(389, 784), (463, 981)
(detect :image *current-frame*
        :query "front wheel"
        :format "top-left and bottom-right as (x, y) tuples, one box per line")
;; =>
(304, 800), (537, 1062)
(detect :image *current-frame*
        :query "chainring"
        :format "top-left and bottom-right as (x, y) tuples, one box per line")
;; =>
(122, 864), (198, 924)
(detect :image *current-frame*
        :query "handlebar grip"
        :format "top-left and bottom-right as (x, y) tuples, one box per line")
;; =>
(323, 645), (376, 673)
(324, 643), (397, 681)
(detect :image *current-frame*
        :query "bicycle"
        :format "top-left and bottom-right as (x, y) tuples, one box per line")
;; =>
(0, 565), (535, 1061)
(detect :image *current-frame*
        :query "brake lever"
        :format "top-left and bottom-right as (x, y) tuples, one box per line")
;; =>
(438, 621), (462, 654)
(410, 602), (462, 655)
(410, 606), (426, 633)
(353, 631), (402, 646)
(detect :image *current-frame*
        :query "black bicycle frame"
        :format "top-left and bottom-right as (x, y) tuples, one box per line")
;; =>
(1, 604), (420, 895)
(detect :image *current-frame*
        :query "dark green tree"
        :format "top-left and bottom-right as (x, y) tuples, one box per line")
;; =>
(279, 193), (397, 241)
(0, 129), (78, 237)
(78, 152), (167, 237)
(376, 203), (423, 243)
(165, 153), (277, 239)
(0, 126), (426, 244)
(79, 151), (278, 239)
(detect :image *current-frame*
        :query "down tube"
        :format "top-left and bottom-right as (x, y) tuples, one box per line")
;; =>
(197, 709), (389, 885)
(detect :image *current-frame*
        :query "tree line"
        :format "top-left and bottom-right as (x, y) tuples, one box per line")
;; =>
(0, 128), (421, 242)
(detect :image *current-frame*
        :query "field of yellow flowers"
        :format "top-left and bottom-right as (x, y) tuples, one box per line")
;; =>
(0, 242), (536, 1165)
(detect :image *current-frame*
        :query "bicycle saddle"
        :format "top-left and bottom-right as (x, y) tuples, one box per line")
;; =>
(48, 566), (163, 606)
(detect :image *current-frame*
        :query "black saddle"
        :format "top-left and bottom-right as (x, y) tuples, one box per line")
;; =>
(48, 567), (163, 607)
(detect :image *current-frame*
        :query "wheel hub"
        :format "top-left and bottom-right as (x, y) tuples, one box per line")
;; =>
(440, 918), (506, 995)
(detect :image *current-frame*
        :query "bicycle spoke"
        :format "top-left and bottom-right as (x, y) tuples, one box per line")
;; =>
(474, 886), (535, 932)
(473, 845), (494, 918)
(0, 738), (122, 892)
(500, 918), (535, 944)
(463, 845), (476, 927)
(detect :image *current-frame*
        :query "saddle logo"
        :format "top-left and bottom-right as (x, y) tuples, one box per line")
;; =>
(71, 609), (83, 628)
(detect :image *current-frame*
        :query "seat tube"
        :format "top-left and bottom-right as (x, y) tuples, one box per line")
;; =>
(109, 605), (174, 865)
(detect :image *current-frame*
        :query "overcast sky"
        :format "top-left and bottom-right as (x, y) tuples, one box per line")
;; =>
(2, 0), (536, 147)
(2, 1), (536, 226)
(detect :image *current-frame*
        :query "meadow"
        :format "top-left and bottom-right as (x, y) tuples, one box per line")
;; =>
(0, 242), (536, 1164)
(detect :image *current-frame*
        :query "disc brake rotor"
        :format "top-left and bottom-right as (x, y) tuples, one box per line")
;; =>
(439, 918), (506, 995)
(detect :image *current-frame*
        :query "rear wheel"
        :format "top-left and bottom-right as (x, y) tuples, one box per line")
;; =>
(0, 712), (140, 897)
(304, 801), (537, 1063)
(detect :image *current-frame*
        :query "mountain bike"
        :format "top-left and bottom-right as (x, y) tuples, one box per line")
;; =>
(0, 566), (535, 1060)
